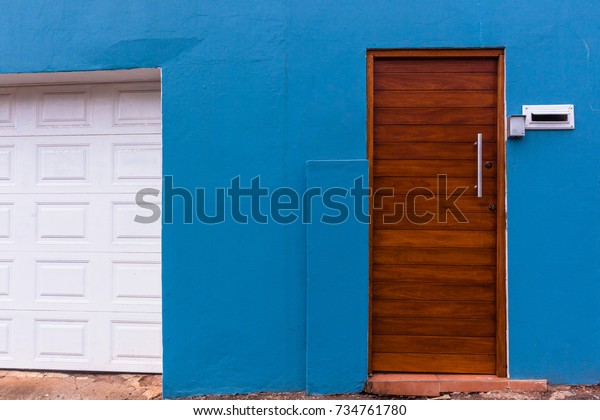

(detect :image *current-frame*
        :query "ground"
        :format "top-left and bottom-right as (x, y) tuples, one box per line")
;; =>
(0, 370), (162, 400)
(190, 386), (600, 400)
(0, 371), (598, 400)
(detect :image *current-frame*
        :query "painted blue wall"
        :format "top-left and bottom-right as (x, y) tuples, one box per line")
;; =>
(306, 160), (369, 394)
(0, 0), (598, 396)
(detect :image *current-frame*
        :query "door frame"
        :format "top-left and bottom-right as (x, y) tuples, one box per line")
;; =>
(366, 48), (507, 377)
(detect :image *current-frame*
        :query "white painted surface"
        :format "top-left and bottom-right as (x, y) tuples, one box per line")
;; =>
(0, 81), (162, 372)
(522, 104), (575, 130)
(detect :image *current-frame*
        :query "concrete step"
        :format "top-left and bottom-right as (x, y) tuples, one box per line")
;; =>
(365, 374), (547, 397)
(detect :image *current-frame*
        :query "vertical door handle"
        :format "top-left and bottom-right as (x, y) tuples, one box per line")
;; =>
(476, 133), (483, 198)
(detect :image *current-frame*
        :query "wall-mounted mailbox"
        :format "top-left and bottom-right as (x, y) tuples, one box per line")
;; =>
(507, 115), (526, 139)
(522, 104), (574, 130)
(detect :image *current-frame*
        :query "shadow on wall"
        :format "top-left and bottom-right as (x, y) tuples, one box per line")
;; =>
(93, 38), (202, 68)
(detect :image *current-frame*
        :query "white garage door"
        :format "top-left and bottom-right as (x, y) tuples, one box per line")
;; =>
(0, 80), (162, 373)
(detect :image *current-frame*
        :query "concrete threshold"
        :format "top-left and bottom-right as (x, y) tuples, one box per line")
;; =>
(365, 374), (547, 397)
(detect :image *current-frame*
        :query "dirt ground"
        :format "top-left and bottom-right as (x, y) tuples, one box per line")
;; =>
(190, 385), (600, 400)
(0, 370), (162, 400)
(0, 371), (598, 400)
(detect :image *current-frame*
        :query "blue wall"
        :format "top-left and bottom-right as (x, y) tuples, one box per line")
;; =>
(306, 160), (369, 394)
(0, 0), (598, 396)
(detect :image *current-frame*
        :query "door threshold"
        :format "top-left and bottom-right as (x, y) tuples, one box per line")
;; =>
(365, 373), (547, 397)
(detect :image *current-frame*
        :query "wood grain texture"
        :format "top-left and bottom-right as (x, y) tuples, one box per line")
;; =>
(373, 159), (496, 178)
(494, 52), (508, 377)
(374, 107), (496, 125)
(372, 211), (496, 230)
(371, 49), (503, 58)
(374, 58), (498, 73)
(374, 125), (496, 142)
(372, 282), (496, 301)
(371, 352), (495, 374)
(372, 247), (496, 266)
(366, 53), (375, 373)
(374, 141), (496, 160)
(373, 176), (496, 195)
(371, 335), (496, 354)
(373, 230), (496, 248)
(375, 72), (497, 90)
(374, 90), (496, 108)
(375, 195), (496, 214)
(372, 299), (496, 318)
(372, 317), (496, 337)
(371, 264), (496, 283)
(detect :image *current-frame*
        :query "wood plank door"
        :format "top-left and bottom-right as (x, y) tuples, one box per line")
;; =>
(367, 50), (506, 376)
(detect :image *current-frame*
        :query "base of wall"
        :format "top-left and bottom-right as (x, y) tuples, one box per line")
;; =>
(365, 374), (547, 397)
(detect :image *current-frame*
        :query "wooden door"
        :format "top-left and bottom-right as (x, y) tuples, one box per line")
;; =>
(367, 50), (506, 376)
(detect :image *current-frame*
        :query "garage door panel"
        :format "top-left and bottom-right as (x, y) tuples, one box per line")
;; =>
(0, 194), (161, 253)
(37, 143), (90, 183)
(0, 203), (13, 242)
(0, 311), (161, 372)
(0, 88), (16, 129)
(0, 80), (162, 373)
(112, 201), (161, 246)
(113, 87), (162, 127)
(112, 142), (162, 185)
(110, 320), (162, 367)
(35, 319), (90, 361)
(0, 316), (18, 363)
(37, 88), (92, 128)
(112, 260), (162, 306)
(0, 83), (161, 137)
(0, 134), (161, 193)
(0, 145), (15, 182)
(0, 318), (13, 359)
(37, 202), (90, 243)
(0, 260), (11, 300)
(0, 252), (161, 313)
(35, 260), (89, 302)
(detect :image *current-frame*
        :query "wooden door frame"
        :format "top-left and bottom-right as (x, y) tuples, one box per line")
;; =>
(366, 48), (507, 377)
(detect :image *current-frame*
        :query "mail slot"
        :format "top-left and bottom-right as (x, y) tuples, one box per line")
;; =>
(522, 104), (575, 130)
(531, 113), (569, 122)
